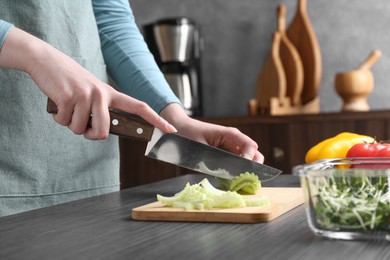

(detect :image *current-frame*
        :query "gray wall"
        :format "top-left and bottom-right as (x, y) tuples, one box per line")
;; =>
(130, 0), (390, 117)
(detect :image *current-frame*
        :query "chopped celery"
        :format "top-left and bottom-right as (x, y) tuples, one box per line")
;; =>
(216, 172), (262, 195)
(157, 178), (269, 210)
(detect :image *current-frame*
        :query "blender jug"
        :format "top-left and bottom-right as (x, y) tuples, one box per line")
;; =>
(143, 17), (202, 116)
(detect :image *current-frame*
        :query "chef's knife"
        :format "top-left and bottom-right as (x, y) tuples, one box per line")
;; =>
(47, 99), (282, 181)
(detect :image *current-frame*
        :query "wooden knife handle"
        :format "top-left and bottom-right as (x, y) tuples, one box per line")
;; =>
(46, 98), (154, 141)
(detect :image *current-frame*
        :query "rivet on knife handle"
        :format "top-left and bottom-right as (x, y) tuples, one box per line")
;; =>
(46, 98), (154, 141)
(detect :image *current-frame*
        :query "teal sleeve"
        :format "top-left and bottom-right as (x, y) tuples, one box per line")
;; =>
(0, 20), (14, 51)
(92, 0), (181, 114)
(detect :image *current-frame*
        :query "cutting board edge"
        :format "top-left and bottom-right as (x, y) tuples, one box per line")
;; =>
(132, 209), (272, 223)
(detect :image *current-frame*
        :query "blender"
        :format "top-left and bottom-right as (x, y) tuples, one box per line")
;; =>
(143, 17), (203, 116)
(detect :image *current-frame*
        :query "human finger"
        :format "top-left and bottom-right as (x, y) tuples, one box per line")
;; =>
(67, 102), (91, 135)
(219, 127), (262, 161)
(51, 99), (74, 127)
(251, 150), (265, 164)
(83, 98), (110, 140)
(239, 144), (261, 162)
(111, 93), (176, 133)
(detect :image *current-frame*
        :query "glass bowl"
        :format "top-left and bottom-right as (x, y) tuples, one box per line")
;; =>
(293, 158), (390, 241)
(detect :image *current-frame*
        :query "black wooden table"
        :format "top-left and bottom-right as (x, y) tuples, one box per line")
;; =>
(1, 174), (389, 260)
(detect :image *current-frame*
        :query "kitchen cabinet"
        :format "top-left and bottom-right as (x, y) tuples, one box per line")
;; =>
(119, 110), (390, 189)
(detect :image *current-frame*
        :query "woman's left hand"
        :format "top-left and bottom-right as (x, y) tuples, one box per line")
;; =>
(160, 103), (264, 163)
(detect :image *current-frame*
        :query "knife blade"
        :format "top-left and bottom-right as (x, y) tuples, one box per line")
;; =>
(144, 128), (282, 181)
(47, 99), (282, 181)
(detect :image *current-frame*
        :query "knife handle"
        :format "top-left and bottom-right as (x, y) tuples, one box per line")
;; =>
(46, 98), (154, 141)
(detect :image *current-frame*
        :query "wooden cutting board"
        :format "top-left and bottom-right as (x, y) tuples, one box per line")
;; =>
(286, 0), (321, 105)
(255, 32), (286, 113)
(132, 187), (304, 223)
(278, 4), (304, 106)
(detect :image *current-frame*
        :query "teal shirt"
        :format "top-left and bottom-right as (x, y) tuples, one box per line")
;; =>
(0, 0), (180, 113)
(0, 19), (12, 48)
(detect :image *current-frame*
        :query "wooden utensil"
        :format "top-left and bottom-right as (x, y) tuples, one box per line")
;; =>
(132, 187), (304, 223)
(277, 4), (304, 106)
(335, 50), (382, 111)
(255, 32), (286, 113)
(286, 0), (322, 105)
(357, 49), (382, 70)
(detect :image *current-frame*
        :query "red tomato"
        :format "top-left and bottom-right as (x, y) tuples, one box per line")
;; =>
(348, 143), (390, 169)
(346, 143), (390, 158)
(377, 147), (390, 157)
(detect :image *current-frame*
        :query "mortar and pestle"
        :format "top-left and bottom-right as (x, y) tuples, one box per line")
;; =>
(335, 50), (382, 111)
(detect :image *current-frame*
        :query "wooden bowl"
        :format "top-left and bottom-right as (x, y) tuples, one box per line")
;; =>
(335, 69), (374, 111)
(334, 50), (381, 112)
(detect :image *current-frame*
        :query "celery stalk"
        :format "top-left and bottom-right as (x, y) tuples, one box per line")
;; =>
(216, 172), (262, 195)
(157, 178), (269, 211)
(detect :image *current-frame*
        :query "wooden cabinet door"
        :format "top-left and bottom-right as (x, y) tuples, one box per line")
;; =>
(119, 138), (182, 189)
(119, 110), (390, 189)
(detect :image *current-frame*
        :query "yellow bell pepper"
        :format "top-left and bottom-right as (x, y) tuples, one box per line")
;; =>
(305, 132), (375, 163)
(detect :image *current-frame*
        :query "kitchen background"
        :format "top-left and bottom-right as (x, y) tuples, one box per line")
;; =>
(130, 0), (390, 117)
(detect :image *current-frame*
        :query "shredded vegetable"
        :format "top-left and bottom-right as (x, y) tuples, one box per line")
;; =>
(157, 178), (269, 210)
(314, 175), (390, 231)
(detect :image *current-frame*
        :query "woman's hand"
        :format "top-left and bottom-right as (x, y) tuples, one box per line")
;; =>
(0, 27), (176, 140)
(160, 103), (264, 163)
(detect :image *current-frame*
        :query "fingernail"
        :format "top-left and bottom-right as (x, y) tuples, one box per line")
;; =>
(243, 154), (253, 160)
(168, 124), (177, 133)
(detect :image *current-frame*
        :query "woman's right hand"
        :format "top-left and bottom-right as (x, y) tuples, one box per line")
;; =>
(0, 27), (176, 140)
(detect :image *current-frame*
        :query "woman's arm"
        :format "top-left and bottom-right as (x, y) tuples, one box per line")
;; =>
(92, 1), (264, 162)
(92, 0), (180, 114)
(0, 19), (176, 139)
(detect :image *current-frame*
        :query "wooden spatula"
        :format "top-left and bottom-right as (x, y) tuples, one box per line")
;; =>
(286, 0), (322, 105)
(277, 4), (304, 106)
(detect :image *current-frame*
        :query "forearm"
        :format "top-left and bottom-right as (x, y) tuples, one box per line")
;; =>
(0, 26), (82, 100)
(92, 0), (180, 113)
(0, 17), (177, 140)
(1, 27), (37, 72)
(0, 26), (51, 77)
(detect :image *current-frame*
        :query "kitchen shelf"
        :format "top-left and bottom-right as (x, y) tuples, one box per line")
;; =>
(119, 109), (390, 189)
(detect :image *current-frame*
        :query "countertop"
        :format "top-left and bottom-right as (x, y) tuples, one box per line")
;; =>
(1, 174), (389, 260)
